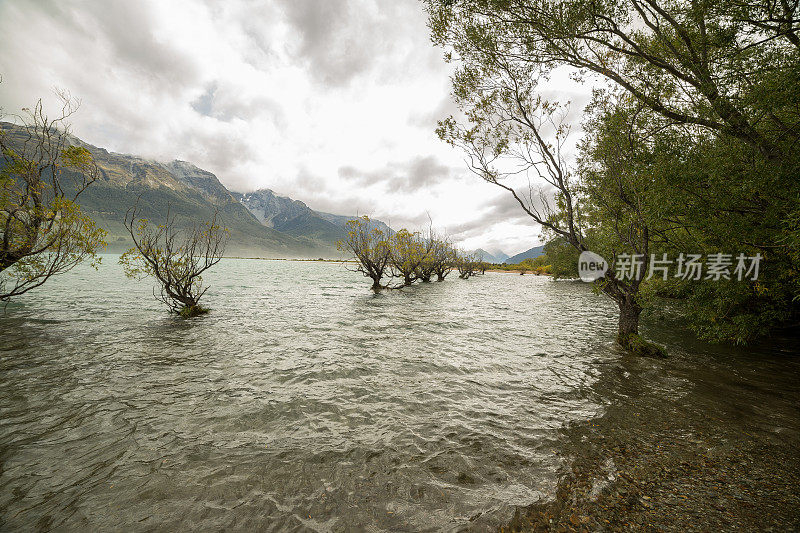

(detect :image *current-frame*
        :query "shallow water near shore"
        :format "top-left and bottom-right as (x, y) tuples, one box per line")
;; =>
(1, 257), (798, 531)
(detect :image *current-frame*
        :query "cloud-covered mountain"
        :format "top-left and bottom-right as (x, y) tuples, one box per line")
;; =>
(490, 250), (510, 263)
(235, 189), (394, 244)
(0, 122), (383, 258)
(234, 189), (344, 244)
(470, 248), (521, 263)
(470, 248), (500, 263)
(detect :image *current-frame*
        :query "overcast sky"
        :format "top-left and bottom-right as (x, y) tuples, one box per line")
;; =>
(0, 0), (586, 256)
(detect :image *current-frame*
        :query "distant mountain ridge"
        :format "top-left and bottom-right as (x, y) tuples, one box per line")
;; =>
(470, 248), (501, 263)
(491, 250), (510, 263)
(0, 122), (389, 257)
(1, 121), (534, 260)
(233, 189), (394, 245)
(504, 245), (545, 264)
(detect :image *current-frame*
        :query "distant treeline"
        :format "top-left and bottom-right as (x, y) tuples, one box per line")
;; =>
(487, 255), (551, 275)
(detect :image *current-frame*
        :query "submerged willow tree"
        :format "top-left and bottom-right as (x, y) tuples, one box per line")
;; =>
(339, 217), (460, 290)
(389, 229), (433, 287)
(432, 240), (457, 282)
(417, 231), (454, 282)
(0, 93), (107, 301)
(337, 216), (392, 291)
(456, 251), (478, 279)
(436, 75), (664, 350)
(120, 203), (229, 317)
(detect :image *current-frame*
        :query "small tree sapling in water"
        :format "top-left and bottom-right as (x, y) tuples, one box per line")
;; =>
(120, 202), (229, 317)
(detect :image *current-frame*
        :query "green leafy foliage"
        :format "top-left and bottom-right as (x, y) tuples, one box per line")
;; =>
(425, 0), (800, 345)
(0, 97), (107, 300)
(338, 217), (462, 289)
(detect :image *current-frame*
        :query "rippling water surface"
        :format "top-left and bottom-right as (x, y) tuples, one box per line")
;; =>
(2, 257), (795, 531)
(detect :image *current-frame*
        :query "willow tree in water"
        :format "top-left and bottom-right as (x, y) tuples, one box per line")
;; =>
(120, 203), (228, 317)
(433, 241), (456, 281)
(337, 216), (391, 292)
(0, 93), (106, 301)
(420, 233), (455, 282)
(437, 85), (660, 351)
(414, 227), (451, 282)
(429, 2), (663, 352)
(389, 229), (433, 287)
(456, 251), (478, 279)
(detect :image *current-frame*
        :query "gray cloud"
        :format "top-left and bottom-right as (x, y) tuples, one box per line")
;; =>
(448, 193), (538, 239)
(191, 81), (286, 125)
(0, 0), (583, 255)
(60, 0), (202, 91)
(279, 0), (376, 87)
(339, 155), (454, 193)
(409, 93), (461, 130)
(182, 130), (259, 183)
(277, 0), (440, 88)
(191, 83), (217, 117)
(402, 156), (452, 191)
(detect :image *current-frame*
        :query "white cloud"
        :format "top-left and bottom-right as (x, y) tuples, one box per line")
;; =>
(0, 0), (586, 254)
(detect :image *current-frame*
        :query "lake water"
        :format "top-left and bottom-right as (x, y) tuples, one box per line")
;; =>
(1, 257), (798, 531)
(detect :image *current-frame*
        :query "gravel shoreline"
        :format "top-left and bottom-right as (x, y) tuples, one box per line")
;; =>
(502, 337), (800, 532)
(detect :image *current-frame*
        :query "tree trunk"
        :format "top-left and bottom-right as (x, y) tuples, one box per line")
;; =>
(616, 298), (666, 357)
(617, 298), (641, 340)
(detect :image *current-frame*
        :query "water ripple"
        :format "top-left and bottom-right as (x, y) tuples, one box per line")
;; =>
(1, 258), (615, 531)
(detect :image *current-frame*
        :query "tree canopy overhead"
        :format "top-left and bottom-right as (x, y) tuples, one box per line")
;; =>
(428, 0), (800, 159)
(427, 0), (800, 345)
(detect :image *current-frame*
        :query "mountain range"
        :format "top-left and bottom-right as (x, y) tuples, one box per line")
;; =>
(1, 122), (543, 260)
(471, 246), (543, 264)
(233, 189), (394, 246)
(504, 245), (546, 264)
(471, 248), (505, 264)
(0, 122), (392, 258)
